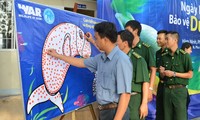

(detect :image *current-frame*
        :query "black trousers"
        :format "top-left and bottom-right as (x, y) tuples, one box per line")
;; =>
(99, 107), (130, 120)
(156, 82), (164, 120)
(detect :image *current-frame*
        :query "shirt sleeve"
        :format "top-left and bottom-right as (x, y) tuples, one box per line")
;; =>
(147, 46), (156, 68)
(184, 53), (193, 71)
(135, 58), (149, 83)
(116, 57), (132, 94)
(84, 55), (99, 73)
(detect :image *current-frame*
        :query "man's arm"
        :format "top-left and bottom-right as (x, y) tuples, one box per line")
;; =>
(164, 70), (193, 79)
(114, 93), (131, 120)
(159, 66), (166, 78)
(140, 82), (149, 119)
(85, 32), (95, 45)
(47, 49), (86, 68)
(148, 66), (157, 101)
(85, 32), (102, 52)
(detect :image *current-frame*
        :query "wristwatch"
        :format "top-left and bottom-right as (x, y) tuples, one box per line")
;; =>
(173, 71), (176, 77)
(149, 87), (153, 91)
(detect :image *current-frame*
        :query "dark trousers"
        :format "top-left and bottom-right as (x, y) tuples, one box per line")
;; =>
(187, 91), (190, 109)
(164, 87), (187, 120)
(129, 93), (144, 120)
(156, 82), (164, 120)
(187, 91), (190, 119)
(99, 107), (130, 120)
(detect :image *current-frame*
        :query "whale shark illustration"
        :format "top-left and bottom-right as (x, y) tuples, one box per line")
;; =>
(27, 23), (91, 113)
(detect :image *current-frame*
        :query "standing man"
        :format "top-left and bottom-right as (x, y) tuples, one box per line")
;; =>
(160, 31), (193, 120)
(117, 30), (149, 120)
(125, 20), (156, 101)
(155, 30), (168, 120)
(47, 22), (133, 120)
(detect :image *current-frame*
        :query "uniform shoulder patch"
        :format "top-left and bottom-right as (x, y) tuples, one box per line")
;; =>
(180, 49), (186, 54)
(142, 42), (150, 48)
(132, 52), (141, 59)
(161, 52), (168, 56)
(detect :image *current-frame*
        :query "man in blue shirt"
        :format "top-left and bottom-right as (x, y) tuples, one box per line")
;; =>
(47, 22), (133, 120)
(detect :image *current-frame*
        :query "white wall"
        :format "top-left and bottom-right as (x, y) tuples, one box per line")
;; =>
(0, 0), (97, 96)
(0, 50), (21, 96)
(29, 0), (96, 11)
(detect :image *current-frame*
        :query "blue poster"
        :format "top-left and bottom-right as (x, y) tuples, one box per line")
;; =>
(14, 0), (103, 119)
(97, 0), (200, 119)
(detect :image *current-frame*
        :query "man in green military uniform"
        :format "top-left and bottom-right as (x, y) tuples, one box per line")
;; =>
(155, 30), (168, 120)
(125, 20), (156, 101)
(117, 30), (149, 120)
(159, 31), (193, 120)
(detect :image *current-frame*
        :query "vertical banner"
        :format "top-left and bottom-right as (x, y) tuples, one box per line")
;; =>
(97, 0), (200, 119)
(14, 0), (103, 119)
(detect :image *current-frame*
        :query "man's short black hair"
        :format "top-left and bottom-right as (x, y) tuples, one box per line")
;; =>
(157, 30), (168, 35)
(167, 31), (179, 43)
(94, 22), (117, 43)
(118, 30), (134, 48)
(125, 20), (142, 36)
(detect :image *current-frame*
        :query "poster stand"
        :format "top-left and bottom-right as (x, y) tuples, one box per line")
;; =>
(59, 104), (97, 120)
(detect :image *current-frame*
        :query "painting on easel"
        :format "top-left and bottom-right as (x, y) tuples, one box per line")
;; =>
(14, 0), (103, 119)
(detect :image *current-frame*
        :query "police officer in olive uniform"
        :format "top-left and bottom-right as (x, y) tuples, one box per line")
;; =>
(125, 20), (156, 102)
(159, 31), (193, 120)
(117, 30), (149, 120)
(155, 30), (168, 120)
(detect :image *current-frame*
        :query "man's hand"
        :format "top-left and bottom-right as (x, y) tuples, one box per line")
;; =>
(47, 49), (86, 68)
(84, 32), (94, 43)
(47, 49), (59, 58)
(159, 66), (165, 73)
(164, 70), (174, 77)
(85, 32), (103, 52)
(159, 66), (165, 78)
(140, 103), (148, 119)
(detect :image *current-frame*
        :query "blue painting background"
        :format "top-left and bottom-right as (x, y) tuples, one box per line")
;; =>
(15, 0), (103, 119)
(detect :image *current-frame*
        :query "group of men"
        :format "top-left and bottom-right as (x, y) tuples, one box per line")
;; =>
(47, 20), (193, 120)
(156, 30), (193, 120)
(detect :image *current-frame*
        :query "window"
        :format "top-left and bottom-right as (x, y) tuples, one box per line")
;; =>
(64, 7), (95, 17)
(0, 0), (15, 49)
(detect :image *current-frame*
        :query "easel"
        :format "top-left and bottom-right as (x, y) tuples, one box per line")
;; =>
(59, 104), (97, 120)
(59, 3), (97, 120)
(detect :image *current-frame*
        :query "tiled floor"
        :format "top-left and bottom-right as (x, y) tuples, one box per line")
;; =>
(0, 96), (24, 120)
(0, 95), (99, 120)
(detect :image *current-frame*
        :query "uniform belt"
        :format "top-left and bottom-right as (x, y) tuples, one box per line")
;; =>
(98, 102), (118, 111)
(160, 80), (164, 83)
(165, 84), (186, 89)
(130, 92), (138, 95)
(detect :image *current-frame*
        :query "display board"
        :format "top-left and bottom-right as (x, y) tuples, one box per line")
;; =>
(14, 0), (103, 119)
